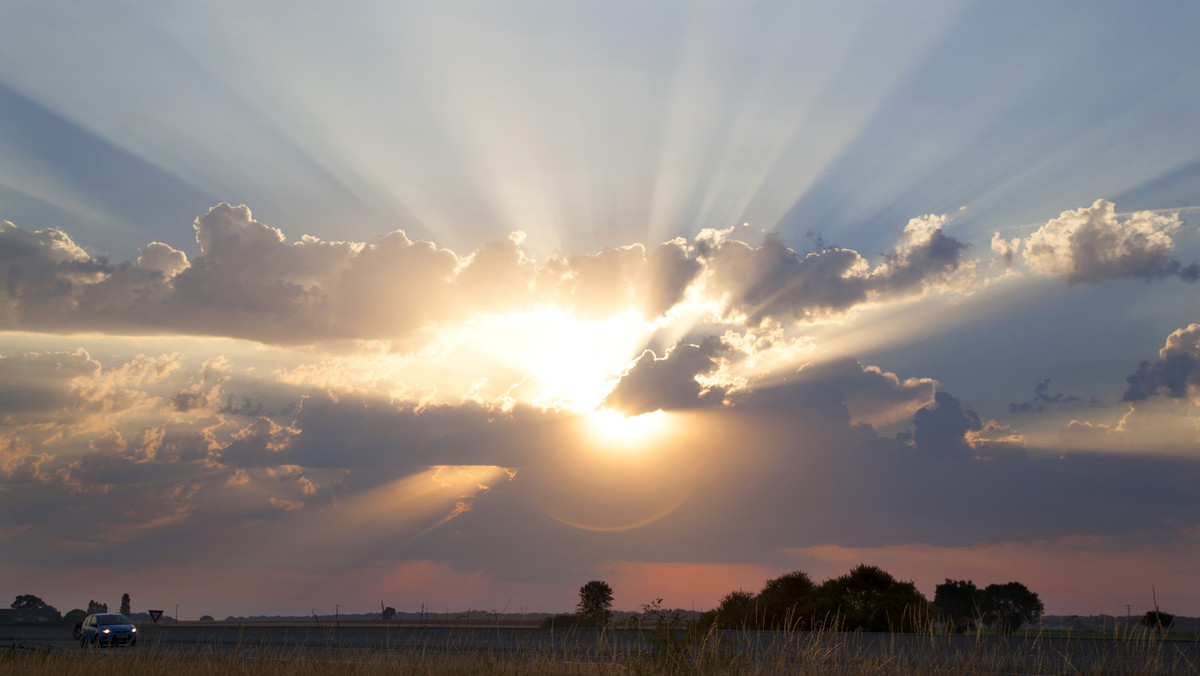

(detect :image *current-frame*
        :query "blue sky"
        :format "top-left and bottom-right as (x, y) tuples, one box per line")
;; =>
(2, 1), (1199, 619)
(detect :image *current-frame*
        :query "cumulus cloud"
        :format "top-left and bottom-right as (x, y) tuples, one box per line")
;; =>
(0, 203), (980, 346)
(991, 232), (1021, 267)
(696, 213), (969, 326)
(903, 391), (982, 458)
(604, 336), (729, 415)
(764, 358), (936, 427)
(1124, 323), (1200, 401)
(1016, 199), (1196, 284)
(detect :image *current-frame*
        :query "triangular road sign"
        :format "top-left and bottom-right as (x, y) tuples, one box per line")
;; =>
(149, 609), (163, 623)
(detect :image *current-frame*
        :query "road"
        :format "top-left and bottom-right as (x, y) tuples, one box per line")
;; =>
(4, 622), (1198, 673)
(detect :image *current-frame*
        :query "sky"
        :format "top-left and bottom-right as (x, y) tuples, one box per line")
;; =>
(2, 0), (1200, 620)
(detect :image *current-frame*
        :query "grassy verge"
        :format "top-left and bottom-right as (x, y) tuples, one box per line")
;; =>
(3, 624), (1197, 675)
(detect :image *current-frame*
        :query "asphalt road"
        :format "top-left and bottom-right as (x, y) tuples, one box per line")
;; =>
(4, 622), (1199, 673)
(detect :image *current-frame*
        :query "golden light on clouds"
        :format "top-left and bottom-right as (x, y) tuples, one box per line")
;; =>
(432, 308), (659, 412)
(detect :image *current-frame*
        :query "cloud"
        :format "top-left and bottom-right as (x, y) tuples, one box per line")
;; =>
(603, 336), (729, 415)
(3, 347), (1199, 601)
(0, 348), (100, 416)
(1016, 200), (1196, 284)
(903, 391), (982, 458)
(1009, 378), (1093, 414)
(815, 360), (936, 427)
(0, 203), (980, 346)
(1062, 398), (1199, 454)
(172, 356), (231, 412)
(695, 214), (970, 326)
(1123, 323), (1200, 401)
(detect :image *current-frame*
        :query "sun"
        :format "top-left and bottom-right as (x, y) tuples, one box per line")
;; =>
(586, 408), (671, 448)
(446, 308), (657, 412)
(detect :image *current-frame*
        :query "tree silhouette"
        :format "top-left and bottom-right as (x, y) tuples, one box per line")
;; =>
(933, 579), (981, 633)
(1141, 610), (1175, 631)
(757, 571), (816, 629)
(812, 564), (929, 632)
(87, 600), (108, 614)
(120, 593), (131, 616)
(980, 582), (1042, 634)
(715, 590), (756, 629)
(577, 580), (614, 626)
(11, 595), (48, 611)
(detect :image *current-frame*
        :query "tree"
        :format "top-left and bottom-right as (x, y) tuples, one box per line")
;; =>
(1141, 610), (1175, 631)
(812, 564), (930, 633)
(577, 580), (614, 626)
(757, 571), (816, 629)
(120, 593), (131, 616)
(87, 600), (108, 614)
(64, 609), (87, 626)
(9, 595), (60, 623)
(199, 615), (215, 622)
(382, 606), (396, 621)
(933, 579), (981, 633)
(715, 590), (756, 629)
(980, 582), (1042, 634)
(11, 595), (48, 611)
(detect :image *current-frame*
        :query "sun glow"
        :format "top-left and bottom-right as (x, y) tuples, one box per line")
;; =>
(439, 308), (657, 412)
(586, 408), (671, 448)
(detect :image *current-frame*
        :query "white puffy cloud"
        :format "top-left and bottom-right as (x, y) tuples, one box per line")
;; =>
(1018, 200), (1196, 284)
(136, 242), (189, 277)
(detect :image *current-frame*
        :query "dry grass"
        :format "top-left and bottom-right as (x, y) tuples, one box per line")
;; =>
(3, 624), (1197, 676)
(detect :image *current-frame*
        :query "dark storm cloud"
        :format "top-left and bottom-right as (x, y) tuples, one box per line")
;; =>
(1123, 323), (1200, 401)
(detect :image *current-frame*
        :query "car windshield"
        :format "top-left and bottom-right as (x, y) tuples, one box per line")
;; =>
(97, 614), (131, 625)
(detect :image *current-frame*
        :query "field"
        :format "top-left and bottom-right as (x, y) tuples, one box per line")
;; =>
(3, 621), (1199, 675)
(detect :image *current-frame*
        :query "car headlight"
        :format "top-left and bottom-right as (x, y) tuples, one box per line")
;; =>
(131, 627), (137, 632)
(102, 629), (111, 633)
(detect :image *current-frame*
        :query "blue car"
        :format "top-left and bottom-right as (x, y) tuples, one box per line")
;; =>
(75, 612), (137, 647)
